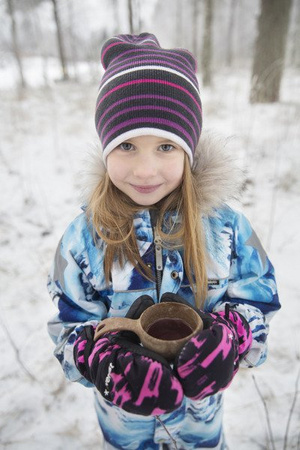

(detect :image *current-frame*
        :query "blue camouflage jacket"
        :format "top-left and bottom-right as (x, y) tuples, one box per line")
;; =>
(48, 205), (279, 378)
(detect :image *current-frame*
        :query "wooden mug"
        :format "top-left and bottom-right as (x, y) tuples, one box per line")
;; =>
(94, 302), (203, 360)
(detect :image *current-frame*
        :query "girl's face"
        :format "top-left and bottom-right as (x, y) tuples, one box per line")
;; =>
(106, 135), (185, 206)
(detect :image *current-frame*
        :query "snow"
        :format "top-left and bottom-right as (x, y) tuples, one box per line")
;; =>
(1, 64), (299, 449)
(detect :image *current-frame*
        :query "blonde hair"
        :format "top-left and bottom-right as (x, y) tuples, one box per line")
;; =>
(87, 154), (208, 308)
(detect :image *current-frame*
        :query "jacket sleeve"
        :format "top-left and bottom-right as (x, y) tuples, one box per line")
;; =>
(47, 214), (109, 386)
(213, 210), (280, 368)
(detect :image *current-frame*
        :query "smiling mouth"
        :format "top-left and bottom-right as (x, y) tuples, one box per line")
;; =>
(130, 184), (161, 194)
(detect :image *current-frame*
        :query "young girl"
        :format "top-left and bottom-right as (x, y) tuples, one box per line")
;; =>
(47, 33), (280, 450)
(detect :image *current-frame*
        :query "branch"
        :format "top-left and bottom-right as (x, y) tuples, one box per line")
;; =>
(283, 368), (300, 450)
(0, 313), (38, 383)
(252, 374), (276, 450)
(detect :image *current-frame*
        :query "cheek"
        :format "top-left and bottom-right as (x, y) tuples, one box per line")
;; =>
(107, 158), (126, 183)
(166, 159), (184, 184)
(107, 166), (120, 183)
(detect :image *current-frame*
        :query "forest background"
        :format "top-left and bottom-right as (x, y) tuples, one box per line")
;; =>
(1, 0), (300, 449)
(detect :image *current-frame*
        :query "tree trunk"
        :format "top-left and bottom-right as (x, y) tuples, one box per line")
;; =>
(250, 0), (292, 103)
(175, 0), (182, 47)
(192, 0), (200, 61)
(67, 1), (77, 80)
(290, 0), (300, 67)
(51, 0), (69, 80)
(111, 0), (120, 35)
(6, 0), (26, 88)
(201, 0), (213, 86)
(128, 0), (134, 34)
(226, 0), (238, 67)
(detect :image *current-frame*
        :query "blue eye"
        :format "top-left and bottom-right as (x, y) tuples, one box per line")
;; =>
(119, 142), (133, 151)
(159, 144), (174, 152)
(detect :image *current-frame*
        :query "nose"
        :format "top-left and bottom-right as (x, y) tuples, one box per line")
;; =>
(132, 153), (158, 179)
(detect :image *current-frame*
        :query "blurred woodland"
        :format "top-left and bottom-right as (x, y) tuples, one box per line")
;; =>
(1, 0), (300, 102)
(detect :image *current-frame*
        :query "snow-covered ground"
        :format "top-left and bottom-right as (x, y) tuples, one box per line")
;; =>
(1, 65), (299, 449)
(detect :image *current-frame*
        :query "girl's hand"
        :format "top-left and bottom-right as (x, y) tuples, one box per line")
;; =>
(73, 295), (184, 416)
(174, 305), (252, 400)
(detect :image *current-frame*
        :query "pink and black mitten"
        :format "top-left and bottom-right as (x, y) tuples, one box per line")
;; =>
(160, 293), (252, 401)
(73, 295), (183, 416)
(175, 307), (252, 400)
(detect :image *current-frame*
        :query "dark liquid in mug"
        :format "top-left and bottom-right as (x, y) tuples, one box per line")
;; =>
(147, 318), (193, 340)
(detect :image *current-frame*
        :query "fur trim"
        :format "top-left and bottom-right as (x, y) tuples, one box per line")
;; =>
(79, 132), (244, 216)
(192, 132), (244, 214)
(78, 141), (106, 207)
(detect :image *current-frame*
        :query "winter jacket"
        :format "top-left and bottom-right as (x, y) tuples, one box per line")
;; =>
(47, 136), (280, 449)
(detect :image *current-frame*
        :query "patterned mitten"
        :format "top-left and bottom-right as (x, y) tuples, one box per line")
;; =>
(73, 295), (184, 416)
(160, 293), (252, 400)
(174, 304), (252, 400)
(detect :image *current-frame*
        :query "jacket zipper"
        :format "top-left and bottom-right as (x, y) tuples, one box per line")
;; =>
(153, 227), (163, 300)
(150, 210), (163, 300)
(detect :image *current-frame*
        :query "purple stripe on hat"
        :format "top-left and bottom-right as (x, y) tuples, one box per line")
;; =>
(97, 79), (202, 114)
(99, 105), (198, 141)
(103, 52), (197, 82)
(96, 94), (201, 133)
(108, 47), (196, 73)
(103, 117), (195, 148)
(107, 48), (195, 72)
(102, 39), (161, 67)
(101, 58), (197, 86)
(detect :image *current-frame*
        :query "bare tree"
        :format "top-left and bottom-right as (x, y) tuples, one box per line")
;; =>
(201, 0), (214, 86)
(51, 0), (69, 80)
(175, 0), (183, 47)
(6, 0), (26, 88)
(250, 0), (292, 103)
(135, 0), (141, 34)
(126, 0), (141, 35)
(66, 1), (78, 80)
(226, 0), (238, 67)
(128, 0), (134, 34)
(111, 0), (121, 35)
(289, 0), (300, 67)
(192, 0), (200, 61)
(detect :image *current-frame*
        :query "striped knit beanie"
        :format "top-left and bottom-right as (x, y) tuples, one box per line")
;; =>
(95, 33), (202, 166)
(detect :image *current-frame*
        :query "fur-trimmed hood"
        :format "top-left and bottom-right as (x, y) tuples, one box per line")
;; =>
(79, 132), (244, 216)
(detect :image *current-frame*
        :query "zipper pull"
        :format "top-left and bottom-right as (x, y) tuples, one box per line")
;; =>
(154, 228), (163, 271)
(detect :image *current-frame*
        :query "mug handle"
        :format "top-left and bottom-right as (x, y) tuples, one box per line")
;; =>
(94, 317), (140, 341)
